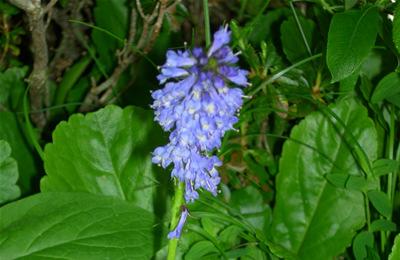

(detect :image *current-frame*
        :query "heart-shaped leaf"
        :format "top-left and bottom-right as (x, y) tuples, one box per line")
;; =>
(0, 192), (154, 259)
(41, 105), (165, 212)
(270, 98), (377, 259)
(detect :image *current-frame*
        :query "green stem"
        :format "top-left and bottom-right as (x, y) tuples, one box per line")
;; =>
(365, 193), (371, 231)
(203, 0), (211, 47)
(381, 105), (396, 252)
(387, 105), (395, 203)
(238, 0), (248, 21)
(167, 182), (185, 260)
(393, 143), (400, 203)
(23, 87), (44, 160)
(289, 1), (312, 57)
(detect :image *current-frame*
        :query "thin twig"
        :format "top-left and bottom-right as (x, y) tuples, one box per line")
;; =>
(43, 0), (58, 14)
(7, 0), (35, 12)
(80, 0), (178, 112)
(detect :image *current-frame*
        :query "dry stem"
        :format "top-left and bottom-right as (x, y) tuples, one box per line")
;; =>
(79, 0), (181, 112)
(8, 0), (56, 128)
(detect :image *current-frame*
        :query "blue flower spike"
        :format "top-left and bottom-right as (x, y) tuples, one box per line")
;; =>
(151, 26), (249, 239)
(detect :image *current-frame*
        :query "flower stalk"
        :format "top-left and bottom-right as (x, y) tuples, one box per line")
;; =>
(203, 0), (211, 47)
(167, 182), (184, 260)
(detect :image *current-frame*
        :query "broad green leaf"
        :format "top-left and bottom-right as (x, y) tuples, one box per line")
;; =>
(389, 233), (400, 260)
(371, 72), (400, 105)
(0, 140), (20, 204)
(393, 4), (400, 53)
(270, 98), (377, 260)
(0, 112), (36, 194)
(92, 0), (128, 72)
(370, 219), (396, 232)
(373, 159), (399, 176)
(367, 190), (392, 218)
(352, 231), (374, 260)
(327, 7), (379, 82)
(280, 16), (315, 63)
(0, 192), (154, 259)
(41, 105), (165, 212)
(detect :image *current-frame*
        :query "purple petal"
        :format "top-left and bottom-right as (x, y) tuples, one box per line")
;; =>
(208, 26), (231, 57)
(168, 207), (189, 239)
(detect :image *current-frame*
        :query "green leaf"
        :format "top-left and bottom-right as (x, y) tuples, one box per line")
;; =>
(389, 233), (400, 260)
(0, 140), (20, 204)
(340, 70), (359, 94)
(325, 173), (368, 191)
(41, 105), (165, 212)
(0, 67), (27, 109)
(345, 0), (358, 10)
(386, 94), (400, 108)
(201, 217), (225, 237)
(0, 111), (36, 194)
(367, 190), (392, 218)
(280, 16), (315, 63)
(360, 51), (383, 80)
(373, 159), (399, 176)
(0, 192), (154, 259)
(371, 72), (400, 104)
(0, 1), (19, 16)
(327, 7), (379, 82)
(219, 225), (242, 249)
(352, 231), (374, 260)
(370, 219), (396, 232)
(270, 98), (377, 260)
(241, 246), (268, 260)
(230, 186), (270, 231)
(185, 241), (219, 259)
(91, 0), (128, 72)
(54, 55), (92, 106)
(393, 4), (400, 53)
(248, 9), (290, 44)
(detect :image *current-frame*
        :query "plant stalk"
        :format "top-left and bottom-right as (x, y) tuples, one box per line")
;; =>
(167, 182), (185, 260)
(203, 0), (211, 47)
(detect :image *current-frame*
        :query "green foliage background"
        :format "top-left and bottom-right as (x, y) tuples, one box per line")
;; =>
(0, 0), (399, 259)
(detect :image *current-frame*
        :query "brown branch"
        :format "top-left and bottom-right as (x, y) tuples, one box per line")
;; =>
(8, 0), (56, 128)
(79, 8), (138, 112)
(27, 1), (49, 128)
(79, 0), (180, 112)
